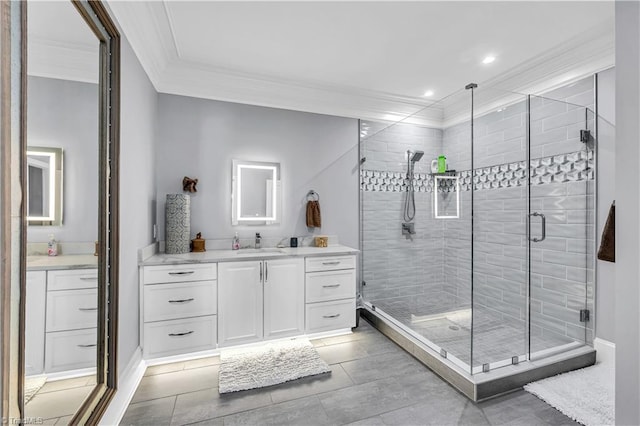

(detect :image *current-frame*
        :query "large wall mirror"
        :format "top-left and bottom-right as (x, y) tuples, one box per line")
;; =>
(231, 159), (281, 225)
(21, 0), (119, 424)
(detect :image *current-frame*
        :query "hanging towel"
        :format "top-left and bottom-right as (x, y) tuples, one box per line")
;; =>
(597, 202), (615, 262)
(306, 200), (322, 228)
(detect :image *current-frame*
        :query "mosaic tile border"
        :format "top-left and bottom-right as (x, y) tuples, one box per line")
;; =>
(361, 150), (594, 193)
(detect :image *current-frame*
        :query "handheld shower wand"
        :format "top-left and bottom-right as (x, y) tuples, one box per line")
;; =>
(404, 150), (424, 222)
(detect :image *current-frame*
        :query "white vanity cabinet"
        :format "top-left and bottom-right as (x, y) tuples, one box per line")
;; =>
(305, 255), (357, 332)
(218, 257), (304, 347)
(25, 271), (47, 376)
(45, 269), (98, 373)
(141, 263), (217, 359)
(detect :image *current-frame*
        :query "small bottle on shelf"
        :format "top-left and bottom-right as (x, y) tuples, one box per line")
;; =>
(47, 234), (58, 256)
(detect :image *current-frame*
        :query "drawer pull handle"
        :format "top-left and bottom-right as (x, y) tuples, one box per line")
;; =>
(168, 330), (194, 337)
(168, 271), (195, 276)
(323, 313), (341, 319)
(78, 307), (98, 311)
(168, 298), (194, 304)
(322, 261), (340, 266)
(77, 344), (97, 348)
(322, 284), (341, 288)
(79, 276), (97, 281)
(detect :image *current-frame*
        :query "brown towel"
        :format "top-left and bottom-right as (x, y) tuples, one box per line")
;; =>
(306, 200), (322, 228)
(598, 203), (615, 262)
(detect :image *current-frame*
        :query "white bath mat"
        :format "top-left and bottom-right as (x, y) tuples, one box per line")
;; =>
(24, 376), (47, 404)
(218, 338), (330, 394)
(524, 362), (614, 426)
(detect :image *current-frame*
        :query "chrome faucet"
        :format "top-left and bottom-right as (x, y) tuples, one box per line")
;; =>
(255, 233), (262, 249)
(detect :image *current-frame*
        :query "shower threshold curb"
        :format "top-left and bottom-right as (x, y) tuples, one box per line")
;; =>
(359, 307), (596, 401)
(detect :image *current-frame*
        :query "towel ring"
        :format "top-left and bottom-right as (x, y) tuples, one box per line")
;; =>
(307, 190), (320, 201)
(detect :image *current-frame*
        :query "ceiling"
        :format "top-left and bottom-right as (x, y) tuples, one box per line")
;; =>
(35, 1), (616, 125)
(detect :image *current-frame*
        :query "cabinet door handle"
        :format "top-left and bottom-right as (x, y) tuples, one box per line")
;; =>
(168, 271), (195, 276)
(265, 262), (268, 282)
(78, 307), (98, 311)
(322, 284), (340, 288)
(323, 313), (341, 319)
(259, 262), (263, 282)
(168, 330), (194, 337)
(168, 298), (194, 304)
(77, 344), (97, 348)
(79, 276), (97, 281)
(322, 261), (340, 266)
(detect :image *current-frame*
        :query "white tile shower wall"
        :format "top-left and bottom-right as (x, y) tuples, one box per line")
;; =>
(361, 121), (447, 304)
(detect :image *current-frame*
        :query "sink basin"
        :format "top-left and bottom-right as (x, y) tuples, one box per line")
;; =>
(237, 248), (285, 254)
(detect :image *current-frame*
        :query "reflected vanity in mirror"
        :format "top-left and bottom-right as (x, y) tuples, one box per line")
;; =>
(232, 159), (281, 225)
(22, 0), (120, 424)
(27, 147), (63, 226)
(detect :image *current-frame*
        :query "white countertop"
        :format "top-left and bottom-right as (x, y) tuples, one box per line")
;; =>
(27, 254), (98, 271)
(140, 244), (359, 266)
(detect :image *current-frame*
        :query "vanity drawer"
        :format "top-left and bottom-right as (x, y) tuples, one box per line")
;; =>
(143, 263), (217, 285)
(144, 281), (217, 322)
(306, 270), (356, 303)
(306, 299), (356, 333)
(305, 255), (356, 273)
(47, 269), (98, 291)
(143, 315), (217, 359)
(46, 288), (97, 332)
(45, 328), (97, 373)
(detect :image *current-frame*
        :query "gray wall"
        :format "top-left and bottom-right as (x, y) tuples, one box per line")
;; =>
(615, 2), (640, 423)
(156, 94), (359, 249)
(117, 37), (158, 376)
(26, 76), (99, 244)
(594, 67), (615, 343)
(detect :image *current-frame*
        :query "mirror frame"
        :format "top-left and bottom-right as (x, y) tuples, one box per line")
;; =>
(18, 1), (120, 424)
(26, 146), (63, 226)
(231, 159), (281, 225)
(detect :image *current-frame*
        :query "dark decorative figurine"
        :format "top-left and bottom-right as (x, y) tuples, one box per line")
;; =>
(183, 176), (198, 193)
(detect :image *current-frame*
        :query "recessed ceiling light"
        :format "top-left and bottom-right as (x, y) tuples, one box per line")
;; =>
(423, 90), (434, 97)
(482, 55), (496, 65)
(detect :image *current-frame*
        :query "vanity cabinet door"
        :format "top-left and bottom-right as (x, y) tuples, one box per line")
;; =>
(25, 271), (47, 376)
(264, 258), (304, 339)
(218, 261), (263, 346)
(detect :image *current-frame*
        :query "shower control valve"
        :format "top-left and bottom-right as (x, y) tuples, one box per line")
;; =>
(401, 222), (416, 235)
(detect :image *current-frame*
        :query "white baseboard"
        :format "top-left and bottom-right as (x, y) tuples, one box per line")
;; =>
(99, 347), (145, 426)
(594, 337), (616, 366)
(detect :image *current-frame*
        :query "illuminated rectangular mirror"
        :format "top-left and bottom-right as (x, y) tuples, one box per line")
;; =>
(27, 146), (63, 226)
(232, 159), (281, 225)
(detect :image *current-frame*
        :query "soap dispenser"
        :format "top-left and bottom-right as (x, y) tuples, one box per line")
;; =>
(232, 232), (240, 250)
(47, 234), (58, 256)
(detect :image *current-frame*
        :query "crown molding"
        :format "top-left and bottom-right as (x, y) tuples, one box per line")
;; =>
(28, 37), (98, 84)
(108, 1), (614, 129)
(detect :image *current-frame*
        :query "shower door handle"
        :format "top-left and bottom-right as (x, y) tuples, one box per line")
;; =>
(529, 212), (546, 242)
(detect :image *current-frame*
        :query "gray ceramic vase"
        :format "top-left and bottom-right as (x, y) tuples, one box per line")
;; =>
(165, 194), (190, 254)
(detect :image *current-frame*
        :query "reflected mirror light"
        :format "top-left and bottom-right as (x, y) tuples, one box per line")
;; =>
(232, 160), (281, 225)
(27, 147), (63, 225)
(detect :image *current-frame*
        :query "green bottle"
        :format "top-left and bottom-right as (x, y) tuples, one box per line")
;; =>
(438, 155), (447, 173)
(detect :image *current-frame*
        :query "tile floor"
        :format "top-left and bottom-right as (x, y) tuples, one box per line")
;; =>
(369, 292), (572, 366)
(121, 318), (578, 426)
(24, 374), (95, 425)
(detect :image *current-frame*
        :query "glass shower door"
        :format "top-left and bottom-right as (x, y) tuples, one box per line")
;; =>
(528, 95), (594, 358)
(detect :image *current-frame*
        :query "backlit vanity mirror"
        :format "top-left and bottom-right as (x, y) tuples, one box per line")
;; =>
(27, 147), (63, 226)
(232, 159), (281, 225)
(22, 0), (120, 423)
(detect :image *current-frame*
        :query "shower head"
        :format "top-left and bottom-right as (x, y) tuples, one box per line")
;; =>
(410, 151), (424, 162)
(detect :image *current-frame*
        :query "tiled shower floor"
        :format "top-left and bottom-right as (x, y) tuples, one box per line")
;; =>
(367, 291), (573, 367)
